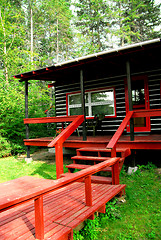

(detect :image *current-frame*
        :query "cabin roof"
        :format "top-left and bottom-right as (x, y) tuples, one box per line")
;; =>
(14, 38), (161, 83)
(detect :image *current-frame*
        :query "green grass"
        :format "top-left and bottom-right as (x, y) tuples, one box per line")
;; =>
(0, 157), (161, 239)
(0, 156), (61, 183)
(96, 167), (161, 240)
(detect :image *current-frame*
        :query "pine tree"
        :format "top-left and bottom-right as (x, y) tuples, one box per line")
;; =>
(73, 0), (110, 53)
(110, 0), (161, 46)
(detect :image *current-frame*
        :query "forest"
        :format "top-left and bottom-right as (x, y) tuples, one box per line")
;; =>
(0, 0), (161, 156)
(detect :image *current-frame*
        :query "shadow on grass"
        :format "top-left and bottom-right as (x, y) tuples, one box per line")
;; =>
(31, 163), (57, 180)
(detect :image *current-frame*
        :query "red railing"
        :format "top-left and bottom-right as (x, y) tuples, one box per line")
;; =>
(24, 115), (84, 178)
(106, 109), (161, 155)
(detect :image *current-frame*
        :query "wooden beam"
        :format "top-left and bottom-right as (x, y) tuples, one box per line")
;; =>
(80, 69), (87, 141)
(24, 116), (77, 124)
(126, 60), (134, 141)
(25, 80), (30, 158)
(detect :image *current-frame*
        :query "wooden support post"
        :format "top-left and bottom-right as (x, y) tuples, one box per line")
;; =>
(111, 146), (116, 157)
(80, 69), (87, 141)
(25, 80), (30, 158)
(98, 205), (106, 214)
(112, 160), (119, 185)
(34, 196), (44, 240)
(55, 142), (64, 179)
(85, 175), (92, 206)
(126, 60), (134, 141)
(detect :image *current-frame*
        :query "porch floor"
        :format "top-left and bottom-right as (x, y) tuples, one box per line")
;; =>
(0, 181), (125, 239)
(24, 134), (161, 150)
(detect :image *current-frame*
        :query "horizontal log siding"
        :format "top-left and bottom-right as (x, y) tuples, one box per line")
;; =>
(55, 76), (126, 134)
(148, 70), (161, 132)
(55, 68), (161, 134)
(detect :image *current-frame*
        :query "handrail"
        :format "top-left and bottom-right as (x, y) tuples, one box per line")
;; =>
(24, 115), (79, 124)
(106, 111), (133, 149)
(48, 115), (84, 147)
(106, 108), (161, 152)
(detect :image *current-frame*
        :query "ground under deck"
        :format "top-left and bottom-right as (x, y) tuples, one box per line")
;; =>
(24, 134), (161, 150)
(0, 181), (125, 240)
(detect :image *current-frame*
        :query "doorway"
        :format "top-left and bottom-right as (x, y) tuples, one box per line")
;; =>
(125, 75), (151, 132)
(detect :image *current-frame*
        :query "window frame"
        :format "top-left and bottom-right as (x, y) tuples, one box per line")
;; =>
(66, 87), (117, 119)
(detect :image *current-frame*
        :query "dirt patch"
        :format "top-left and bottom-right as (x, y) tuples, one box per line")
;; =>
(18, 149), (73, 164)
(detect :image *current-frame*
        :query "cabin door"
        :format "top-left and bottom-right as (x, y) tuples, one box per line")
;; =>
(125, 76), (151, 132)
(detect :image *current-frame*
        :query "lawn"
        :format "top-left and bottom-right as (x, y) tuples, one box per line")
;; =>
(0, 156), (160, 239)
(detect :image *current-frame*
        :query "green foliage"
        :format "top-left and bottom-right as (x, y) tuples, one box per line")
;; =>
(138, 162), (156, 170)
(0, 79), (52, 154)
(0, 135), (12, 157)
(83, 217), (100, 240)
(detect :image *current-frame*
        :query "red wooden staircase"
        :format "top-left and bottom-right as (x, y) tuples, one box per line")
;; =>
(62, 147), (131, 185)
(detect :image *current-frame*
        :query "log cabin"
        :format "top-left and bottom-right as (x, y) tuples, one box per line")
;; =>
(14, 38), (161, 179)
(1, 38), (159, 240)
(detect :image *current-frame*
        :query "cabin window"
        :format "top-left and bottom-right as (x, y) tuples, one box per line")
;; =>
(67, 88), (116, 118)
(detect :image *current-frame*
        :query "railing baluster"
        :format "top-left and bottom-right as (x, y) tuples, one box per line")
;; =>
(34, 196), (44, 240)
(85, 175), (92, 206)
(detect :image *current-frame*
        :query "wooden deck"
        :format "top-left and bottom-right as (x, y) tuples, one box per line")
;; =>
(24, 134), (161, 150)
(0, 159), (123, 240)
(0, 178), (125, 240)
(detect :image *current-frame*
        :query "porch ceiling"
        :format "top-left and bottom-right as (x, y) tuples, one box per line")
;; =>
(14, 38), (161, 85)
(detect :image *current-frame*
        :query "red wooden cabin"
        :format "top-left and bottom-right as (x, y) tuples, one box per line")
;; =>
(14, 38), (161, 179)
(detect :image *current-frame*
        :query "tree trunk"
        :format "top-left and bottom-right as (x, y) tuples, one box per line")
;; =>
(31, 8), (34, 65)
(0, 9), (9, 85)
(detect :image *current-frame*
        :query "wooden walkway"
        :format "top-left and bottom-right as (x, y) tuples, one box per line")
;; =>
(0, 158), (125, 240)
(0, 181), (125, 240)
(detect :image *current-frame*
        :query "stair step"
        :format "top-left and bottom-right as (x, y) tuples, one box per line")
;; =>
(71, 156), (110, 162)
(77, 147), (131, 158)
(66, 163), (112, 172)
(60, 172), (112, 184)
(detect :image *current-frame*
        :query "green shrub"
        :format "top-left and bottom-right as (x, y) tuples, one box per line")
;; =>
(0, 135), (12, 157)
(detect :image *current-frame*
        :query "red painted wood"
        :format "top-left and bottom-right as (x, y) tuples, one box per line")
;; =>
(34, 197), (44, 240)
(91, 175), (112, 184)
(112, 161), (120, 185)
(48, 115), (84, 147)
(106, 111), (134, 149)
(55, 142), (64, 179)
(24, 116), (78, 124)
(66, 164), (112, 172)
(85, 176), (92, 206)
(133, 109), (161, 118)
(0, 181), (125, 239)
(0, 158), (119, 213)
(111, 145), (116, 157)
(71, 156), (111, 161)
(125, 75), (151, 132)
(24, 134), (161, 150)
(98, 205), (106, 214)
